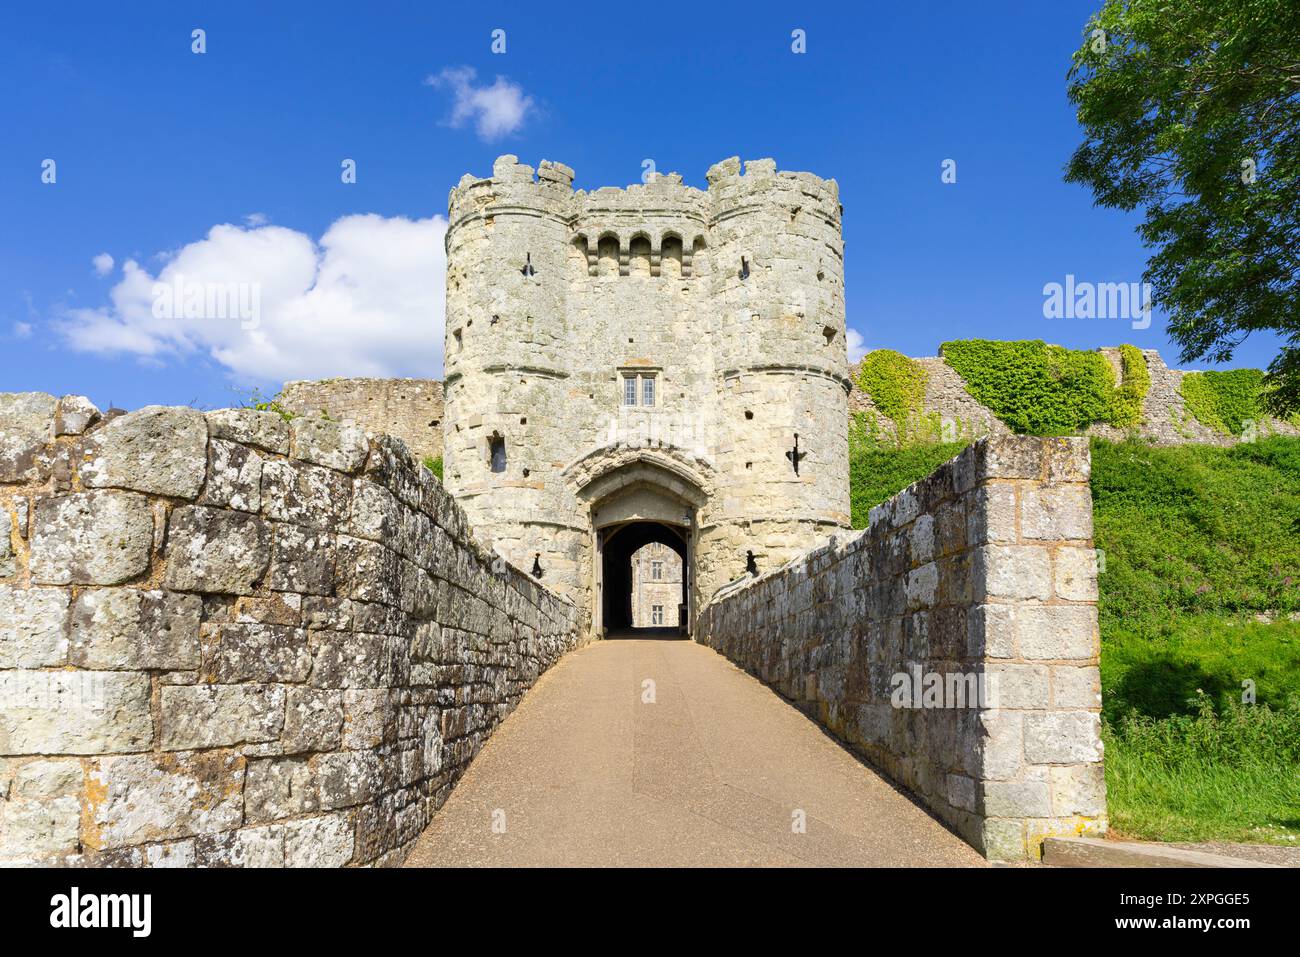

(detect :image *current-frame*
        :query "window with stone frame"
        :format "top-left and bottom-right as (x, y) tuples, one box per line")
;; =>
(651, 560), (663, 580)
(652, 604), (664, 625)
(623, 375), (637, 406)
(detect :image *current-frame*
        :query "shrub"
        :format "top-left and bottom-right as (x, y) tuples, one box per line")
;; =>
(422, 456), (444, 480)
(1179, 368), (1266, 436)
(855, 350), (929, 435)
(1109, 344), (1150, 428)
(940, 339), (1120, 434)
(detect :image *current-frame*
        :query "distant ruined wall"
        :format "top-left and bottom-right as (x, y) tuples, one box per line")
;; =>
(698, 435), (1106, 860)
(851, 347), (1297, 447)
(279, 378), (444, 462)
(0, 392), (581, 867)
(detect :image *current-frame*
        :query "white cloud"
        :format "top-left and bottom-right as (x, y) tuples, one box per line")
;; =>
(426, 66), (534, 140)
(243, 212), (269, 227)
(58, 213), (447, 383)
(13, 322), (33, 339)
(92, 253), (114, 277)
(847, 328), (867, 363)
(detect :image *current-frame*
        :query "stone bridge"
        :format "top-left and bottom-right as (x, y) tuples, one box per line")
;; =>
(0, 394), (1105, 866)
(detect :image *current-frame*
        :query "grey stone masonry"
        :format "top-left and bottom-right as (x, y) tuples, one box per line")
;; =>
(0, 393), (584, 867)
(697, 434), (1106, 860)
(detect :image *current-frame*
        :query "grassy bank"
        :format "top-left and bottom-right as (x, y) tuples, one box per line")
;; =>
(848, 432), (1300, 844)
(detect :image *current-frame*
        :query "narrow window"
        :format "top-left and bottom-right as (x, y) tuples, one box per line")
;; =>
(623, 375), (638, 406)
(652, 604), (664, 625)
(651, 560), (663, 580)
(642, 375), (656, 407)
(489, 433), (506, 473)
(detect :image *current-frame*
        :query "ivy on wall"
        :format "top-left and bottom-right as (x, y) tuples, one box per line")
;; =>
(1178, 369), (1266, 436)
(855, 349), (929, 433)
(1110, 344), (1151, 429)
(939, 339), (1150, 435)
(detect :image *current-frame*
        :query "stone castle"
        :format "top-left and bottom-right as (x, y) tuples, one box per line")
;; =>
(440, 154), (851, 632)
(0, 155), (1113, 867)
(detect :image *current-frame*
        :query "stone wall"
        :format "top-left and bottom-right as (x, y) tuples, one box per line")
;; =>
(0, 393), (581, 867)
(279, 378), (445, 462)
(697, 434), (1106, 860)
(851, 347), (1297, 447)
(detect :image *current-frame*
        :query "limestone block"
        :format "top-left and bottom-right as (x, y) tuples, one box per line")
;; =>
(1049, 763), (1107, 816)
(201, 439), (263, 511)
(1051, 664), (1101, 709)
(164, 505), (271, 594)
(282, 688), (344, 753)
(1043, 437), (1090, 483)
(0, 392), (56, 483)
(0, 670), (152, 754)
(982, 777), (1052, 818)
(1024, 711), (1103, 764)
(160, 684), (286, 750)
(205, 622), (311, 683)
(0, 759), (82, 862)
(0, 585), (69, 666)
(972, 545), (1052, 601)
(86, 752), (246, 848)
(29, 490), (154, 585)
(291, 416), (369, 473)
(1020, 485), (1093, 541)
(81, 405), (208, 499)
(284, 813), (355, 867)
(56, 395), (101, 435)
(69, 588), (201, 670)
(205, 408), (290, 455)
(244, 757), (318, 822)
(0, 516), (12, 578)
(966, 483), (1016, 546)
(1053, 546), (1099, 602)
(314, 749), (383, 810)
(262, 460), (351, 530)
(343, 689), (396, 749)
(975, 435), (1043, 480)
(984, 663), (1049, 710)
(267, 524), (335, 595)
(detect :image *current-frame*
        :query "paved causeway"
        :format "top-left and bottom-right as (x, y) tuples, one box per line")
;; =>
(405, 636), (985, 867)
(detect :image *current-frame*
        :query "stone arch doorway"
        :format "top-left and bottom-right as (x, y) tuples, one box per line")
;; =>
(567, 449), (709, 638)
(599, 522), (689, 635)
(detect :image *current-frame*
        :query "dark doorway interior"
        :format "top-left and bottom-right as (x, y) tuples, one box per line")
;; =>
(600, 521), (688, 636)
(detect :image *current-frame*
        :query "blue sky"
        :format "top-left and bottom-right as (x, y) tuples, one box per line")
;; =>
(1, 0), (1287, 412)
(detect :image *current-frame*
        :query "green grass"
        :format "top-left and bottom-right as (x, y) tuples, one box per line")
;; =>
(1103, 697), (1300, 844)
(847, 431), (965, 529)
(422, 456), (443, 480)
(848, 431), (1300, 844)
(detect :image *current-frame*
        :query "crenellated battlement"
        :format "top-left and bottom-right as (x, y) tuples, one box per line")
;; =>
(447, 155), (840, 237)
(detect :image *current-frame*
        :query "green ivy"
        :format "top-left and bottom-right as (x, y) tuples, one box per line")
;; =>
(1109, 344), (1150, 429)
(1179, 369), (1265, 436)
(855, 350), (929, 433)
(940, 339), (1150, 435)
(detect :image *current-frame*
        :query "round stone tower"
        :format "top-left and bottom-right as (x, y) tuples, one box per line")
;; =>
(443, 155), (850, 633)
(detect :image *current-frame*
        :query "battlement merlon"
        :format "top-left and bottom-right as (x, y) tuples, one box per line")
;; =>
(446, 155), (842, 234)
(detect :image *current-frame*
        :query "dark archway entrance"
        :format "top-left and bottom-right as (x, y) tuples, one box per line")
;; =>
(599, 521), (689, 636)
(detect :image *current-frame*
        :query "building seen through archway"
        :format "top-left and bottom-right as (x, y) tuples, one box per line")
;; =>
(630, 542), (683, 628)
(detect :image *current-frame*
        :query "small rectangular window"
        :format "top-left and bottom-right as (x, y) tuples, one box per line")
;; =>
(623, 375), (637, 406)
(642, 375), (656, 407)
(652, 605), (663, 625)
(651, 560), (663, 580)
